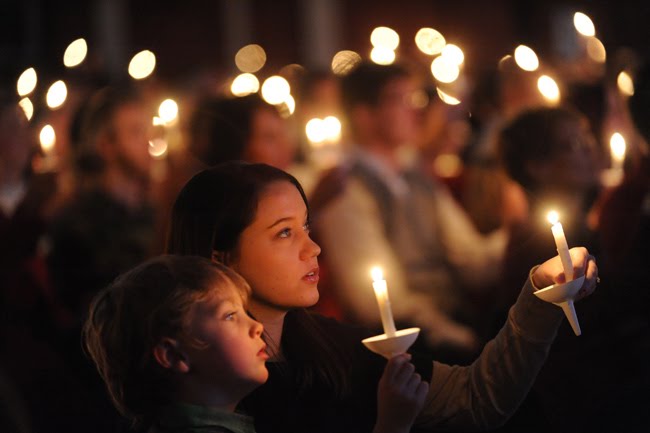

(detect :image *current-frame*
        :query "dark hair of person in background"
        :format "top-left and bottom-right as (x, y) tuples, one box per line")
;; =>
(83, 255), (251, 430)
(339, 62), (410, 119)
(188, 93), (267, 166)
(498, 105), (593, 194)
(165, 161), (352, 396)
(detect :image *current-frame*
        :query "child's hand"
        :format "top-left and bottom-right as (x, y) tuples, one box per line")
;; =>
(374, 353), (429, 433)
(531, 247), (599, 300)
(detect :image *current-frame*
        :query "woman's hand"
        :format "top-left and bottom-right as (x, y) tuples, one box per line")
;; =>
(374, 353), (428, 433)
(531, 247), (599, 300)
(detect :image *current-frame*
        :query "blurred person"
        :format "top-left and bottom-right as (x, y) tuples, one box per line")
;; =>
(311, 62), (508, 359)
(498, 105), (649, 432)
(42, 84), (157, 433)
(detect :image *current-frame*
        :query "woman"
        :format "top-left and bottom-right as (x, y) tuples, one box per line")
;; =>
(166, 161), (598, 433)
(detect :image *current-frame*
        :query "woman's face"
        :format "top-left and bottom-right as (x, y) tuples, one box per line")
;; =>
(230, 181), (321, 313)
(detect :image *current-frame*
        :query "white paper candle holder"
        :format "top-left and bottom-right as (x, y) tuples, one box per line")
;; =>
(533, 275), (585, 336)
(362, 327), (420, 359)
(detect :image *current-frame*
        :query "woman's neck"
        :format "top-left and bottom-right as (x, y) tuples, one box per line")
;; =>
(248, 300), (288, 361)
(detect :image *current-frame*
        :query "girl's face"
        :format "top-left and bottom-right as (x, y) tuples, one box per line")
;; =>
(230, 181), (321, 313)
(244, 107), (295, 170)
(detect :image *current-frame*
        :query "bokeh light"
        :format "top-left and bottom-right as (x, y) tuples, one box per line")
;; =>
(617, 71), (634, 96)
(537, 75), (560, 104)
(514, 45), (539, 71)
(370, 26), (400, 50)
(415, 28), (446, 55)
(63, 38), (88, 67)
(586, 37), (606, 63)
(128, 50), (156, 79)
(46, 80), (68, 109)
(574, 12), (596, 37)
(17, 67), (37, 96)
(158, 99), (179, 124)
(231, 73), (260, 96)
(39, 124), (56, 152)
(261, 76), (291, 105)
(436, 87), (461, 105)
(441, 44), (464, 65)
(610, 132), (626, 161)
(148, 138), (168, 158)
(370, 46), (396, 65)
(431, 56), (460, 83)
(235, 44), (267, 73)
(18, 97), (34, 121)
(306, 118), (327, 145)
(331, 50), (362, 76)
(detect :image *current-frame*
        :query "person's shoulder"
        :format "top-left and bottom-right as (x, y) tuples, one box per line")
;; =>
(307, 311), (375, 341)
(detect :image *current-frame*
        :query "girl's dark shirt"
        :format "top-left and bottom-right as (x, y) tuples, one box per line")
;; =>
(237, 311), (433, 433)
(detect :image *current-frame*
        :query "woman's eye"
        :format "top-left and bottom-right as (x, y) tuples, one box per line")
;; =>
(303, 222), (311, 233)
(278, 228), (291, 238)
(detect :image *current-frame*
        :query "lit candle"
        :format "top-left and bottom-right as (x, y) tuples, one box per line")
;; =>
(546, 211), (574, 281)
(370, 266), (397, 337)
(38, 124), (58, 172)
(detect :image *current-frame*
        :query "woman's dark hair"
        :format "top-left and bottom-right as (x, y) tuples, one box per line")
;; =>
(498, 106), (586, 192)
(188, 94), (271, 166)
(166, 161), (351, 396)
(83, 255), (250, 429)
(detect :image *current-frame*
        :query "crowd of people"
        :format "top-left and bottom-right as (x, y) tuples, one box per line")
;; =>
(1, 39), (648, 433)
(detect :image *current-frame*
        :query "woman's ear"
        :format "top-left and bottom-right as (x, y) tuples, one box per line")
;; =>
(153, 338), (190, 374)
(211, 249), (229, 265)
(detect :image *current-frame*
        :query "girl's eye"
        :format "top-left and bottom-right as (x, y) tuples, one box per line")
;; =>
(224, 312), (236, 321)
(303, 222), (311, 233)
(278, 228), (291, 238)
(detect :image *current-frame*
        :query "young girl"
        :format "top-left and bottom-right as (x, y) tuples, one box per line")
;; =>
(83, 255), (427, 433)
(166, 162), (598, 432)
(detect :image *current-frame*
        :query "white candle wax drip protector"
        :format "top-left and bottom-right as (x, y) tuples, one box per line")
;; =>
(533, 275), (585, 336)
(362, 327), (421, 359)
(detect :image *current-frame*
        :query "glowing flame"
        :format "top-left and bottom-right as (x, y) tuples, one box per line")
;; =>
(610, 133), (626, 162)
(128, 50), (156, 80)
(63, 38), (88, 67)
(415, 28), (446, 55)
(39, 124), (56, 153)
(331, 50), (362, 76)
(18, 97), (34, 121)
(441, 44), (464, 66)
(431, 56), (460, 83)
(370, 27), (400, 50)
(235, 44), (267, 73)
(617, 71), (634, 96)
(261, 76), (291, 105)
(231, 73), (260, 96)
(537, 75), (560, 104)
(370, 266), (384, 282)
(46, 80), (68, 109)
(514, 45), (539, 71)
(370, 47), (396, 65)
(306, 118), (327, 145)
(574, 12), (595, 37)
(546, 210), (559, 225)
(158, 99), (179, 124)
(17, 67), (37, 96)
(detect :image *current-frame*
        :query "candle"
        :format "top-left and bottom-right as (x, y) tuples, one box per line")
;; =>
(546, 211), (574, 281)
(370, 266), (397, 337)
(38, 124), (58, 172)
(609, 132), (626, 172)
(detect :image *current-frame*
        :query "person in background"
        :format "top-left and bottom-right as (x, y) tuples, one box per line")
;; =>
(83, 255), (429, 433)
(311, 62), (508, 357)
(166, 161), (598, 433)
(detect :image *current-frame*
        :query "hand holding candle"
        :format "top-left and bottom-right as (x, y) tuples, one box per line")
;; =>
(547, 210), (573, 282)
(371, 266), (397, 337)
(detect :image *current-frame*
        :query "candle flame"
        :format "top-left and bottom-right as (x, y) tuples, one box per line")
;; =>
(370, 266), (384, 282)
(547, 210), (559, 225)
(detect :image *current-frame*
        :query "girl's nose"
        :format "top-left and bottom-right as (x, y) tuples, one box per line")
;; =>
(300, 235), (321, 260)
(250, 317), (264, 338)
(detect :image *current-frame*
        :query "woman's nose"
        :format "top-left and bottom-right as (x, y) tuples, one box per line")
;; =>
(300, 235), (321, 260)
